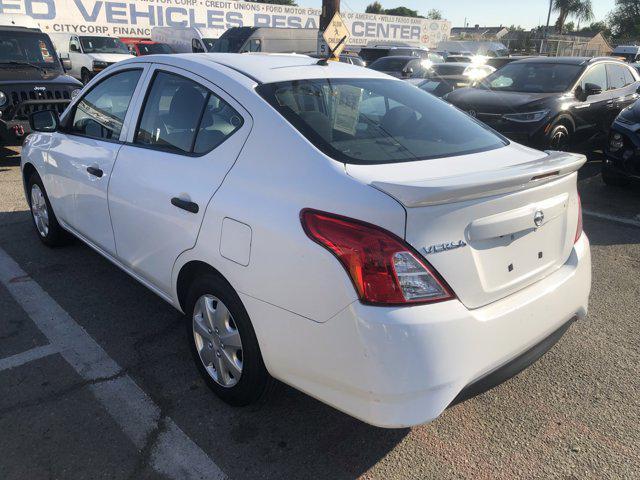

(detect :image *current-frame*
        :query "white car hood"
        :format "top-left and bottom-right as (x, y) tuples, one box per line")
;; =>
(87, 53), (134, 63)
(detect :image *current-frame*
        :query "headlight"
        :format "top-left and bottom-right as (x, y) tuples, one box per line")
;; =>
(503, 110), (550, 123)
(71, 88), (81, 99)
(609, 132), (624, 152)
(92, 60), (108, 70)
(0, 91), (7, 107)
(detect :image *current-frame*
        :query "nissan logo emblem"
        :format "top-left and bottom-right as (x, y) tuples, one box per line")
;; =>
(534, 210), (544, 227)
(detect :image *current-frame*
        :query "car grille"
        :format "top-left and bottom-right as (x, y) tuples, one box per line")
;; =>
(3, 86), (72, 120)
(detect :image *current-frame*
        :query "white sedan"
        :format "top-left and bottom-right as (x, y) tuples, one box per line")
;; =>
(22, 53), (591, 428)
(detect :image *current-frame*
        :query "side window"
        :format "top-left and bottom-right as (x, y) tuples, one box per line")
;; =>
(69, 69), (141, 140)
(623, 66), (636, 86)
(248, 39), (262, 52)
(580, 64), (607, 91)
(135, 71), (243, 155)
(606, 64), (629, 90)
(69, 37), (81, 53)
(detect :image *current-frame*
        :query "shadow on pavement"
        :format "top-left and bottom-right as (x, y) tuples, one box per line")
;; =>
(0, 210), (408, 479)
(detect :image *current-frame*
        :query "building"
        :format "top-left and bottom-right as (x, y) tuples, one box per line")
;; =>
(450, 25), (509, 41)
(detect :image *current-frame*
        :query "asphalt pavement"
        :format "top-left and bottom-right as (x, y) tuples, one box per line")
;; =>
(0, 146), (638, 479)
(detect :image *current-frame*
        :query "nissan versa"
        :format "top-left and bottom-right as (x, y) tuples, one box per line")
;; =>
(21, 54), (591, 428)
(446, 57), (640, 150)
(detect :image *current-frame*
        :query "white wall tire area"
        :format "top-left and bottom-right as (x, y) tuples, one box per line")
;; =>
(27, 172), (71, 247)
(185, 273), (273, 406)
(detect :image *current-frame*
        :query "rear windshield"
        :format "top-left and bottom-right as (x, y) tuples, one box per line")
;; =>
(138, 43), (172, 55)
(257, 78), (506, 165)
(369, 57), (411, 71)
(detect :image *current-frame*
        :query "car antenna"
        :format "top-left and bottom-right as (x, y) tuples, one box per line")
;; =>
(316, 36), (347, 66)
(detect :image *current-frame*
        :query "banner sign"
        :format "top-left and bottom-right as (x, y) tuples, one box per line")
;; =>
(0, 0), (451, 47)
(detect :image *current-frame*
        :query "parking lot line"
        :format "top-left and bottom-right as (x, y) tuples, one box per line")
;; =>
(0, 344), (59, 372)
(0, 246), (227, 480)
(583, 210), (640, 229)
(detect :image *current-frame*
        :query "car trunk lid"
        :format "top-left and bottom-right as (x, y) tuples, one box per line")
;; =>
(346, 145), (585, 309)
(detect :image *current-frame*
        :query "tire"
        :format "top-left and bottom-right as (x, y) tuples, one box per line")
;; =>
(185, 273), (272, 406)
(547, 123), (571, 151)
(27, 171), (71, 247)
(602, 166), (630, 187)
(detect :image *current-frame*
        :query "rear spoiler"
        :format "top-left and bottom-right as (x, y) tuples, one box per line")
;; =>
(371, 151), (586, 207)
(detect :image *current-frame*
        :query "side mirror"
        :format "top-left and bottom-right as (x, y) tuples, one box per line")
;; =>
(583, 82), (603, 98)
(403, 67), (414, 77)
(30, 110), (59, 133)
(69, 44), (80, 53)
(61, 58), (72, 71)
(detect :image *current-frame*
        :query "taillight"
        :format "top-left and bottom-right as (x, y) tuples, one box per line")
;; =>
(575, 194), (583, 243)
(300, 209), (455, 306)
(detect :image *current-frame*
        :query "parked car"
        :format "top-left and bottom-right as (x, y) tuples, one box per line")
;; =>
(49, 33), (134, 84)
(150, 26), (218, 54)
(446, 54), (475, 63)
(603, 100), (640, 186)
(358, 44), (432, 64)
(407, 63), (496, 97)
(612, 45), (640, 63)
(0, 14), (81, 145)
(340, 53), (366, 66)
(211, 27), (317, 54)
(446, 57), (640, 150)
(368, 56), (432, 78)
(22, 53), (590, 428)
(120, 38), (173, 56)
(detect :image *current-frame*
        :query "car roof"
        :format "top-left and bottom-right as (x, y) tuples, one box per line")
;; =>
(510, 56), (632, 67)
(120, 53), (392, 84)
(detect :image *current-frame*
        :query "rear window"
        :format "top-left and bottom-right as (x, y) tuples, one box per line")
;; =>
(257, 78), (506, 165)
(369, 58), (411, 71)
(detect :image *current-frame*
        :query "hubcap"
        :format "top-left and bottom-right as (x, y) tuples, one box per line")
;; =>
(30, 184), (49, 238)
(551, 130), (568, 150)
(192, 294), (243, 388)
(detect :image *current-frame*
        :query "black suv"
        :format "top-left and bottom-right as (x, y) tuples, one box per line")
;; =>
(603, 100), (640, 186)
(445, 57), (640, 150)
(1, 25), (81, 145)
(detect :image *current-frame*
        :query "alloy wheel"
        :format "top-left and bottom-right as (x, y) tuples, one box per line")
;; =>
(30, 184), (49, 238)
(192, 294), (243, 388)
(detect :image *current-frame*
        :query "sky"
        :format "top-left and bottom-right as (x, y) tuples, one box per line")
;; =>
(296, 0), (616, 29)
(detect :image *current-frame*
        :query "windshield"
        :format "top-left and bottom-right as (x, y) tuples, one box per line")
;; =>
(80, 36), (129, 54)
(138, 43), (172, 55)
(257, 78), (506, 165)
(212, 29), (253, 52)
(479, 62), (582, 93)
(0, 31), (61, 70)
(369, 58), (411, 71)
(202, 38), (217, 52)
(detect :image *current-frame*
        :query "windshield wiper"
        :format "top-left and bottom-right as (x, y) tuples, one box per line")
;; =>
(0, 61), (49, 72)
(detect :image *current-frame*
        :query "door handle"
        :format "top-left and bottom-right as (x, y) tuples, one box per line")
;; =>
(86, 166), (103, 178)
(171, 197), (199, 214)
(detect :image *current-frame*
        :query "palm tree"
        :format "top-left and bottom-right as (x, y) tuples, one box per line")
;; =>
(553, 0), (594, 34)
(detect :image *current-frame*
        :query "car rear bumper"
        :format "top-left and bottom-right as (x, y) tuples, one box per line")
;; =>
(243, 234), (591, 428)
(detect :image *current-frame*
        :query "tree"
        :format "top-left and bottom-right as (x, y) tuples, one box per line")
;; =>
(365, 1), (384, 14)
(608, 0), (640, 38)
(579, 21), (612, 37)
(426, 9), (442, 20)
(564, 21), (575, 32)
(365, 3), (424, 18)
(246, 0), (297, 4)
(383, 6), (423, 18)
(553, 0), (594, 34)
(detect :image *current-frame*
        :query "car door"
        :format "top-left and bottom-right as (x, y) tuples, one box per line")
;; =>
(45, 66), (148, 255)
(606, 63), (640, 122)
(571, 63), (609, 142)
(67, 36), (84, 80)
(108, 65), (252, 294)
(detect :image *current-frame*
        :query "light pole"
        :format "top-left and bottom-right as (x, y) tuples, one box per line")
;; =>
(540, 0), (553, 54)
